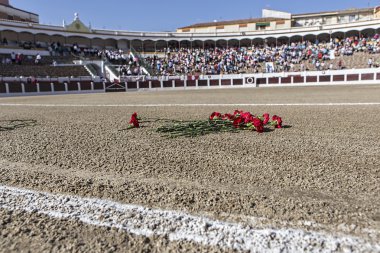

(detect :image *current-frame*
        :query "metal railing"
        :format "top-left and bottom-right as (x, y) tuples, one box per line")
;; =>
(84, 63), (98, 78)
(102, 57), (120, 81)
(130, 46), (153, 75)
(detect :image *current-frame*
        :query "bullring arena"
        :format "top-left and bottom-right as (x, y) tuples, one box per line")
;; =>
(1, 85), (380, 252)
(1, 0), (380, 252)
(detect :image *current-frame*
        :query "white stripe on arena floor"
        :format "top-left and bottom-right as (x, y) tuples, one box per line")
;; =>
(0, 103), (380, 107)
(0, 185), (378, 252)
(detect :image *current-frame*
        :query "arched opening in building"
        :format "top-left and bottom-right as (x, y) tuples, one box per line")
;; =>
(345, 30), (360, 39)
(104, 38), (117, 49)
(304, 34), (317, 44)
(331, 32), (345, 41)
(179, 40), (191, 49)
(130, 39), (143, 52)
(360, 28), (376, 38)
(277, 36), (289, 46)
(227, 39), (239, 48)
(240, 38), (252, 48)
(316, 33), (330, 43)
(204, 40), (216, 49)
(35, 33), (51, 48)
(155, 40), (167, 52)
(168, 40), (180, 50)
(117, 39), (129, 50)
(142, 40), (155, 52)
(1, 30), (20, 46)
(66, 36), (91, 48)
(265, 37), (276, 47)
(252, 38), (264, 47)
(192, 40), (203, 49)
(216, 39), (227, 48)
(289, 35), (303, 44)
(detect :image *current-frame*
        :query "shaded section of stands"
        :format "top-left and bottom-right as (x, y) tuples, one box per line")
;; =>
(0, 65), (90, 78)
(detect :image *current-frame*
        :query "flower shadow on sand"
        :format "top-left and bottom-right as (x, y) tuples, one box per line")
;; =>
(0, 120), (37, 131)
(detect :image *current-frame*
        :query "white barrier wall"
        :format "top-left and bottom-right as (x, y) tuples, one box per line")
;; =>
(123, 68), (380, 90)
(1, 68), (380, 96)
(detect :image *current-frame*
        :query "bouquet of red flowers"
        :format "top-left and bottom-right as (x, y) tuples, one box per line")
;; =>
(127, 110), (284, 138)
(156, 110), (283, 138)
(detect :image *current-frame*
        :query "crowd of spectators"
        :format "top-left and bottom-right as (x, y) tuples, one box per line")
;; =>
(96, 49), (143, 76)
(98, 49), (128, 63)
(144, 35), (380, 76)
(1, 52), (43, 65)
(2, 35), (380, 76)
(48, 42), (99, 57)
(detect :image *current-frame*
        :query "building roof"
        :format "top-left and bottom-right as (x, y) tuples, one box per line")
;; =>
(293, 7), (373, 18)
(178, 7), (374, 30)
(0, 0), (9, 6)
(178, 17), (285, 30)
(0, 3), (39, 17)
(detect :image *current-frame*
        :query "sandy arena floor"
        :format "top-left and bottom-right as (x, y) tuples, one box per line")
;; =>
(0, 85), (380, 252)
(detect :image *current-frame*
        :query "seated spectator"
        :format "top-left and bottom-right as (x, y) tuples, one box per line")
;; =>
(11, 52), (16, 64)
(35, 54), (42, 64)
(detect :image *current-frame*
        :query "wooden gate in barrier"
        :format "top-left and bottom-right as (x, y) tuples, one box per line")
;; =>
(105, 82), (126, 92)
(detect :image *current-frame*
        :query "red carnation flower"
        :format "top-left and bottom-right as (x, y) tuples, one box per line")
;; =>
(241, 112), (253, 122)
(210, 112), (222, 120)
(252, 117), (264, 133)
(244, 115), (255, 124)
(233, 117), (243, 128)
(222, 113), (234, 121)
(128, 112), (140, 128)
(276, 117), (283, 129)
(234, 110), (244, 116)
(263, 113), (270, 125)
(272, 115), (283, 129)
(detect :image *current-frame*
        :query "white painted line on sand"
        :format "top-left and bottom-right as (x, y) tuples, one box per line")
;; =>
(0, 103), (380, 107)
(0, 185), (378, 252)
